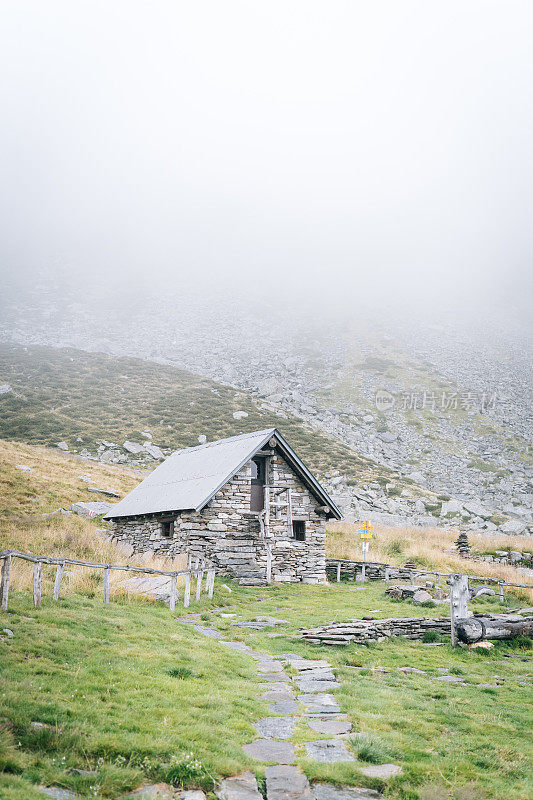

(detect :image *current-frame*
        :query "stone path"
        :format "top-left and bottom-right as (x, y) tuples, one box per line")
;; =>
(178, 618), (403, 800)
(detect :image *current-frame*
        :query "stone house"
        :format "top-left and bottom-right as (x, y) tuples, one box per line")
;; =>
(104, 428), (342, 584)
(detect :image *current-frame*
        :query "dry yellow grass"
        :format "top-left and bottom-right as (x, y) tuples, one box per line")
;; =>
(327, 521), (533, 601)
(0, 439), (187, 598)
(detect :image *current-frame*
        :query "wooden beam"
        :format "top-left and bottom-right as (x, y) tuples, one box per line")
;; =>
(103, 567), (110, 604)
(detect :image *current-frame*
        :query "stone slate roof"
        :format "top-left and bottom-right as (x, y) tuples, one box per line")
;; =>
(104, 428), (342, 520)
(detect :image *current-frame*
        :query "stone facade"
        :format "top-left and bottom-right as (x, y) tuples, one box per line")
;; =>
(108, 450), (327, 584)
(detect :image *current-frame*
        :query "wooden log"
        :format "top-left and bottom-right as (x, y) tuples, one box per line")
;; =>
(196, 570), (203, 601)
(33, 562), (42, 607)
(184, 572), (191, 608)
(455, 615), (533, 643)
(53, 562), (64, 600)
(169, 573), (177, 612)
(103, 567), (110, 604)
(0, 554), (11, 612)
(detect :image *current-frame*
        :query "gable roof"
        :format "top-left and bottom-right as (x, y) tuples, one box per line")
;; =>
(104, 428), (342, 520)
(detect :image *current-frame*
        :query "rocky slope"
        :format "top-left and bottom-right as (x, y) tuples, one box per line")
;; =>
(1, 279), (531, 534)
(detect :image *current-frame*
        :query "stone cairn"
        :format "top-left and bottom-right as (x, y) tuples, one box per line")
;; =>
(455, 532), (471, 558)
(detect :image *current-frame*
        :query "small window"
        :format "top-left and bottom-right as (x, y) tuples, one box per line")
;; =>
(292, 520), (306, 541)
(161, 520), (174, 538)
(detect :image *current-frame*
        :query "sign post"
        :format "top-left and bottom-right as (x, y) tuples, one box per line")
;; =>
(358, 520), (373, 581)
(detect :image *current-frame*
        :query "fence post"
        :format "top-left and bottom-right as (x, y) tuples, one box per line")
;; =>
(103, 567), (110, 604)
(207, 569), (215, 598)
(499, 581), (504, 602)
(184, 572), (191, 608)
(410, 570), (415, 587)
(53, 562), (64, 600)
(196, 570), (204, 602)
(448, 574), (469, 646)
(169, 573), (177, 612)
(384, 567), (390, 582)
(33, 562), (42, 607)
(336, 562), (341, 583)
(0, 554), (11, 612)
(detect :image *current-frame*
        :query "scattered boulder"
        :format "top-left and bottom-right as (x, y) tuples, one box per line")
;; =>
(198, 435), (207, 444)
(56, 442), (69, 451)
(70, 501), (115, 518)
(411, 589), (434, 604)
(15, 464), (32, 472)
(440, 500), (462, 517)
(499, 519), (527, 535)
(232, 411), (248, 420)
(38, 788), (77, 799)
(144, 443), (165, 460)
(123, 441), (144, 454)
(0, 383), (12, 394)
(87, 486), (120, 498)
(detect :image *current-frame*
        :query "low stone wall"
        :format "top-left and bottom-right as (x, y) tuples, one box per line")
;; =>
(325, 559), (421, 582)
(299, 617), (452, 645)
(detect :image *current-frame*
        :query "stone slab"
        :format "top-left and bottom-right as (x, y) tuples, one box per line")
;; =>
(254, 716), (297, 740)
(242, 739), (295, 764)
(304, 740), (355, 762)
(262, 690), (296, 702)
(296, 669), (336, 681)
(288, 660), (331, 671)
(307, 718), (352, 735)
(269, 700), (299, 714)
(297, 694), (341, 713)
(265, 765), (312, 800)
(359, 764), (403, 780)
(312, 783), (383, 800)
(216, 771), (263, 800)
(260, 673), (291, 683)
(118, 784), (178, 799)
(38, 789), (78, 800)
(296, 680), (341, 694)
(257, 661), (284, 672)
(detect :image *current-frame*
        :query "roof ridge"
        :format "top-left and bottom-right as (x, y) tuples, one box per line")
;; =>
(172, 428), (276, 456)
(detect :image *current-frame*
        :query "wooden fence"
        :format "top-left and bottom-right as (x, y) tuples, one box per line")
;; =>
(0, 549), (217, 613)
(326, 557), (533, 597)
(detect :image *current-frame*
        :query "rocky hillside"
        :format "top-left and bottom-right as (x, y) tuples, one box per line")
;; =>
(1, 280), (531, 535)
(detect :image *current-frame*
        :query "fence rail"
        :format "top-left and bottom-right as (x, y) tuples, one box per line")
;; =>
(326, 558), (533, 592)
(0, 549), (217, 612)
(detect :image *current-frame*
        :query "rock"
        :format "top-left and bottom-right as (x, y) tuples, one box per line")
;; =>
(217, 772), (262, 800)
(255, 615), (288, 625)
(440, 500), (463, 517)
(70, 501), (115, 518)
(15, 464), (32, 472)
(379, 432), (397, 443)
(297, 694), (341, 713)
(253, 716), (296, 740)
(87, 486), (120, 498)
(304, 739), (355, 762)
(312, 783), (384, 800)
(509, 551), (523, 563)
(119, 785), (177, 799)
(144, 443), (165, 459)
(296, 679), (341, 693)
(2, 628), (14, 637)
(411, 590), (433, 604)
(56, 442), (69, 451)
(242, 739), (295, 764)
(464, 501), (491, 519)
(38, 788), (77, 799)
(307, 718), (352, 735)
(0, 383), (12, 394)
(499, 519), (527, 535)
(123, 441), (144, 454)
(358, 764), (403, 780)
(233, 411), (249, 420)
(269, 700), (299, 714)
(198, 435), (207, 444)
(265, 765), (312, 800)
(436, 675), (466, 684)
(407, 471), (426, 484)
(470, 587), (495, 599)
(363, 415), (374, 423)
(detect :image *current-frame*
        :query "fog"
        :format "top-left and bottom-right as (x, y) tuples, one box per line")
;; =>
(1, 1), (532, 316)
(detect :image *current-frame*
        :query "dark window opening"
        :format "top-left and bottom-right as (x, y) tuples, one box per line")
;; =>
(292, 520), (306, 541)
(161, 520), (174, 538)
(250, 457), (266, 512)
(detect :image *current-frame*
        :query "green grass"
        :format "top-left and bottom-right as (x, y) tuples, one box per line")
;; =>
(1, 580), (531, 799)
(0, 343), (394, 484)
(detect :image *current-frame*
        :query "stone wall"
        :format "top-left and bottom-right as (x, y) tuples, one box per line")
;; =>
(300, 617), (452, 645)
(108, 449), (327, 584)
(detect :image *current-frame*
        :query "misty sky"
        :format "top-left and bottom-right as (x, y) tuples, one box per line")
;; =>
(1, 1), (532, 311)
